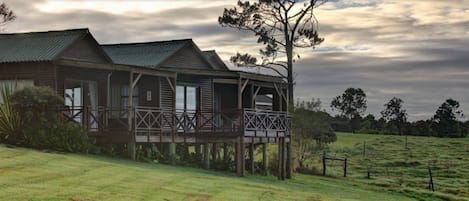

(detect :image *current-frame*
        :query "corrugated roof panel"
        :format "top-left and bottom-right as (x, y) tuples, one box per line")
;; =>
(102, 39), (191, 68)
(0, 28), (88, 63)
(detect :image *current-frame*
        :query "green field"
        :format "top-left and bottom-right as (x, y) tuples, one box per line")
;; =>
(304, 133), (469, 201)
(0, 144), (416, 201)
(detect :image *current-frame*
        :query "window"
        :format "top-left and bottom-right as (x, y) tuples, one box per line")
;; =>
(176, 85), (198, 111)
(121, 85), (139, 108)
(110, 85), (138, 118)
(0, 80), (34, 104)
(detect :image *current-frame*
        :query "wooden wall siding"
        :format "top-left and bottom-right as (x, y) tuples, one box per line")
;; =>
(0, 62), (56, 89)
(57, 65), (110, 106)
(137, 75), (160, 107)
(60, 34), (109, 63)
(161, 45), (212, 70)
(177, 74), (213, 112)
(160, 77), (174, 110)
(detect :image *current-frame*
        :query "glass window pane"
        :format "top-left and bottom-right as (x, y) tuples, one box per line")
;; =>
(176, 86), (185, 110)
(186, 87), (197, 110)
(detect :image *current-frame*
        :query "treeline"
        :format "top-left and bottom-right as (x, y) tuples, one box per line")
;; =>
(326, 88), (467, 138)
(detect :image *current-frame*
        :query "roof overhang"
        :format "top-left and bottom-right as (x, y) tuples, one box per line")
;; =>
(55, 59), (176, 78)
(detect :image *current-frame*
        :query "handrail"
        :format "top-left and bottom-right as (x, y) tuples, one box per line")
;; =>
(59, 106), (290, 137)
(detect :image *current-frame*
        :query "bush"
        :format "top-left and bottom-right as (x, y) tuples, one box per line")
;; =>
(1, 86), (92, 153)
(0, 85), (23, 144)
(23, 122), (91, 153)
(10, 86), (63, 127)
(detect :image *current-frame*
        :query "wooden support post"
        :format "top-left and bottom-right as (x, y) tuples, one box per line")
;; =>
(128, 71), (136, 160)
(344, 158), (347, 177)
(223, 143), (229, 162)
(169, 142), (176, 165)
(203, 143), (210, 169)
(212, 143), (218, 162)
(236, 137), (245, 176)
(262, 143), (268, 176)
(281, 138), (286, 180)
(286, 140), (292, 179)
(428, 167), (435, 192)
(278, 138), (285, 180)
(249, 143), (255, 174)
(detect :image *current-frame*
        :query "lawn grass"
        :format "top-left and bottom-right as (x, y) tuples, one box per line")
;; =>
(305, 132), (469, 201)
(0, 144), (417, 201)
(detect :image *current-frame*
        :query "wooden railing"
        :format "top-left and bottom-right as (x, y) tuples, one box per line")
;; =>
(243, 108), (291, 137)
(60, 106), (290, 138)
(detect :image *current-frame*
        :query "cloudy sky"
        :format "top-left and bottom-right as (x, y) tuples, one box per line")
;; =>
(3, 0), (469, 121)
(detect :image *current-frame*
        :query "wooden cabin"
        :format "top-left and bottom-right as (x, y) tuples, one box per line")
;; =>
(0, 28), (291, 179)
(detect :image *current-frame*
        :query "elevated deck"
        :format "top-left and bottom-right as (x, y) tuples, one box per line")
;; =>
(61, 106), (290, 143)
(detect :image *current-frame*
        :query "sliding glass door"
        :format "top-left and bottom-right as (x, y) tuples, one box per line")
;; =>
(64, 79), (98, 130)
(176, 85), (198, 132)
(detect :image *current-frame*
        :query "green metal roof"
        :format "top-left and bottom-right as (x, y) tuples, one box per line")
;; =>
(0, 28), (88, 63)
(102, 39), (191, 68)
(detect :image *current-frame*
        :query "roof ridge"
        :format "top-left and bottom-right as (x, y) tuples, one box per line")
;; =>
(0, 28), (89, 36)
(102, 38), (192, 47)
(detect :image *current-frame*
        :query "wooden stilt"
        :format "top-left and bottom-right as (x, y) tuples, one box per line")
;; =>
(236, 137), (245, 176)
(277, 138), (282, 180)
(203, 143), (210, 169)
(249, 143), (255, 174)
(169, 142), (176, 165)
(286, 140), (292, 179)
(212, 143), (217, 162)
(223, 143), (229, 162)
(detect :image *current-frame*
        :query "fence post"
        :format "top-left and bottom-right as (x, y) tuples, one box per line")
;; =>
(322, 152), (326, 176)
(428, 167), (435, 192)
(344, 158), (347, 177)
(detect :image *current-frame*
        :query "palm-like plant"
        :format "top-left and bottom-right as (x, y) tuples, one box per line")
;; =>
(0, 85), (22, 142)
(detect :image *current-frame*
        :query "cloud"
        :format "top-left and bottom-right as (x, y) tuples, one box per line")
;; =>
(2, 0), (469, 121)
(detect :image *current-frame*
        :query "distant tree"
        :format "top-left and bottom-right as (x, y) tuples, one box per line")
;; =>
(411, 120), (432, 136)
(219, 0), (327, 106)
(0, 2), (16, 27)
(330, 88), (367, 132)
(432, 99), (465, 137)
(293, 99), (336, 169)
(381, 97), (408, 135)
(360, 114), (379, 134)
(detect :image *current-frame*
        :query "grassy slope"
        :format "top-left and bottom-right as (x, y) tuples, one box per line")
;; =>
(310, 133), (469, 201)
(0, 145), (415, 201)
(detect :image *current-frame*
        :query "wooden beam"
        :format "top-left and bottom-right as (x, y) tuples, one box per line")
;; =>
(132, 73), (142, 89)
(213, 78), (238, 84)
(274, 83), (287, 104)
(238, 77), (242, 109)
(241, 79), (249, 93)
(166, 77), (175, 93)
(251, 86), (261, 104)
(55, 59), (176, 78)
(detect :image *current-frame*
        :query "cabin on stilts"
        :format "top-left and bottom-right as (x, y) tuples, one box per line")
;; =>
(0, 28), (291, 179)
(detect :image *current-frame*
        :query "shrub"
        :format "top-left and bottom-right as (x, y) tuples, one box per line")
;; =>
(0, 85), (23, 144)
(10, 86), (63, 127)
(23, 122), (91, 153)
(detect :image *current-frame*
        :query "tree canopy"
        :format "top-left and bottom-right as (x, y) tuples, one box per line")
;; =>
(432, 99), (465, 137)
(381, 97), (407, 135)
(293, 98), (335, 169)
(0, 2), (16, 27)
(219, 0), (327, 105)
(331, 88), (367, 119)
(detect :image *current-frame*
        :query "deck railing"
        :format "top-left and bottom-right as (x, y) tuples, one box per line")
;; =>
(60, 106), (290, 137)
